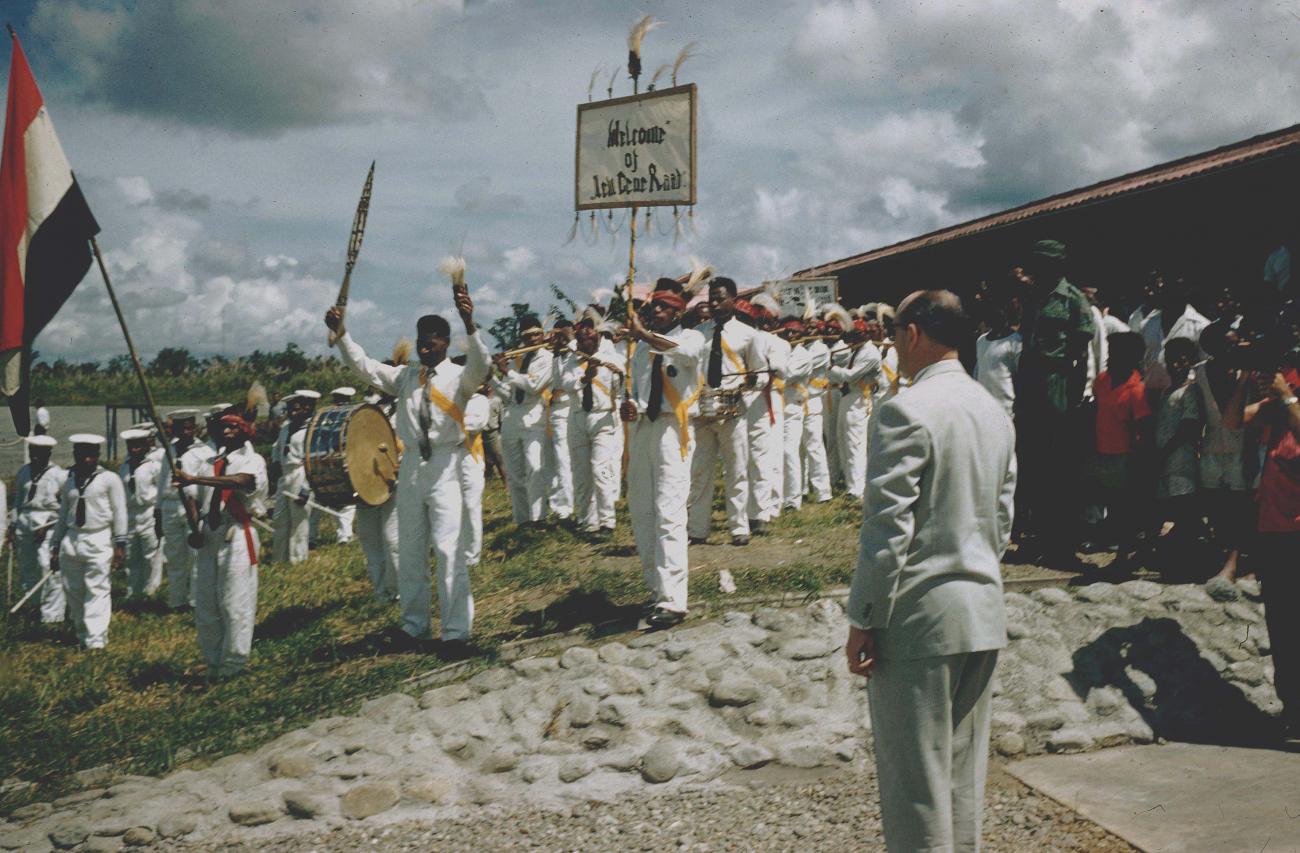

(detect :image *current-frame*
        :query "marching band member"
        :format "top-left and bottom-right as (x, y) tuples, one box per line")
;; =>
(829, 311), (884, 500)
(546, 319), (576, 523)
(777, 317), (813, 513)
(119, 428), (163, 598)
(688, 277), (764, 546)
(156, 409), (213, 609)
(12, 435), (68, 623)
(174, 412), (268, 680)
(494, 315), (553, 527)
(620, 285), (706, 628)
(327, 281), (487, 649)
(874, 304), (902, 402)
(358, 380), (400, 602)
(742, 291), (788, 531)
(270, 390), (318, 565)
(801, 314), (834, 504)
(460, 384), (491, 568)
(50, 435), (127, 650)
(328, 386), (357, 544)
(567, 310), (623, 538)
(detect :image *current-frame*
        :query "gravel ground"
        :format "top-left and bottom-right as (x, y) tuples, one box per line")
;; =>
(169, 765), (1134, 852)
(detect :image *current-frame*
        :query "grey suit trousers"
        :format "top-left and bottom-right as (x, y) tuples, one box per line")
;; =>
(867, 650), (998, 852)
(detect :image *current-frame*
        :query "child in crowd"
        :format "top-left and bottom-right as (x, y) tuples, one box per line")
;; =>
(1150, 337), (1204, 569)
(1196, 322), (1257, 600)
(1091, 332), (1152, 560)
(974, 286), (1022, 419)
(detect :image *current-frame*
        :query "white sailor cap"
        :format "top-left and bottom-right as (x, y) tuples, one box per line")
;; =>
(23, 435), (57, 448)
(292, 389), (321, 401)
(69, 433), (106, 447)
(120, 428), (152, 442)
(129, 421), (157, 434)
(206, 403), (235, 418)
(331, 386), (356, 398)
(166, 408), (199, 422)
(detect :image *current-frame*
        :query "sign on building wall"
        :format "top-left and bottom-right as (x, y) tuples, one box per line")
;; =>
(764, 277), (839, 317)
(575, 84), (696, 210)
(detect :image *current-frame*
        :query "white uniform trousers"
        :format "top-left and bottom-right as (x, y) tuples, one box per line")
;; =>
(569, 409), (621, 532)
(501, 420), (547, 523)
(836, 394), (870, 499)
(59, 527), (114, 649)
(356, 498), (399, 601)
(459, 448), (485, 568)
(546, 408), (574, 520)
(628, 416), (693, 613)
(802, 406), (833, 502)
(271, 492), (310, 565)
(194, 522), (259, 677)
(745, 395), (783, 523)
(334, 504), (355, 544)
(308, 504), (321, 546)
(17, 530), (65, 623)
(395, 449), (471, 640)
(867, 650), (998, 853)
(782, 406), (805, 511)
(687, 416), (749, 538)
(125, 521), (161, 597)
(161, 507), (197, 608)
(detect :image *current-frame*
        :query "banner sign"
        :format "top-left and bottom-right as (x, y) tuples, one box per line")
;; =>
(764, 278), (839, 318)
(575, 84), (696, 210)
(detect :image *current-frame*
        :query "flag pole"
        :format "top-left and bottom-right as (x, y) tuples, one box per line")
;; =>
(88, 235), (204, 544)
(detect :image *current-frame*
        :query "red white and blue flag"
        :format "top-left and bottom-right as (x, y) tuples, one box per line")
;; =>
(0, 30), (99, 434)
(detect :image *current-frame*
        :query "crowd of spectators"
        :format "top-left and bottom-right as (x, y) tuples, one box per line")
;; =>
(965, 238), (1300, 742)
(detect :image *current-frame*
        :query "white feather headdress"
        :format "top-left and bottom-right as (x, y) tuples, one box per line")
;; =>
(801, 285), (818, 322)
(822, 304), (852, 331)
(683, 256), (713, 296)
(391, 337), (414, 365)
(877, 302), (896, 322)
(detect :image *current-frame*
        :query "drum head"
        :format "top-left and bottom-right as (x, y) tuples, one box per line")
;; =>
(345, 405), (398, 507)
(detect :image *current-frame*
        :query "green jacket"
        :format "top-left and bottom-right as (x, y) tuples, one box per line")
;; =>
(1019, 278), (1095, 414)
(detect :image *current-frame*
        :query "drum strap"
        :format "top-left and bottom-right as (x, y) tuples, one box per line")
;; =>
(592, 378), (614, 412)
(881, 360), (900, 394)
(809, 377), (830, 390)
(210, 455), (258, 567)
(660, 363), (700, 460)
(427, 383), (485, 463)
(721, 337), (744, 374)
(794, 382), (809, 416)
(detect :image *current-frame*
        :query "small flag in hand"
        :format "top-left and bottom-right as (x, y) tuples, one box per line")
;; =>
(0, 29), (100, 434)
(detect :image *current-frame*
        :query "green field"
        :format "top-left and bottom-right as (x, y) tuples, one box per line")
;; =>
(0, 481), (864, 809)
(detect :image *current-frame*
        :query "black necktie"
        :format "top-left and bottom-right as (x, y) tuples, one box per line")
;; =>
(708, 324), (723, 387)
(75, 472), (96, 527)
(582, 376), (594, 412)
(841, 347), (858, 397)
(515, 352), (534, 404)
(647, 355), (665, 420)
(27, 466), (43, 502)
(418, 368), (433, 461)
(208, 457), (227, 527)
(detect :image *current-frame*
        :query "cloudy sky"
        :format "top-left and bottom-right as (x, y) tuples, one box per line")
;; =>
(5, 0), (1300, 361)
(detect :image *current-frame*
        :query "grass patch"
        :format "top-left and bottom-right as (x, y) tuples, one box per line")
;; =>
(0, 479), (859, 809)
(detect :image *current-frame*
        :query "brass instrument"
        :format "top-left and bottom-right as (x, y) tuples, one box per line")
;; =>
(789, 333), (842, 345)
(495, 341), (550, 359)
(574, 350), (624, 375)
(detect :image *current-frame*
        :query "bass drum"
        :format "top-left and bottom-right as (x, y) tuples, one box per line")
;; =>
(304, 403), (400, 508)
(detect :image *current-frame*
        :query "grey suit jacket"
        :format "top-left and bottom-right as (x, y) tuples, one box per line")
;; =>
(847, 359), (1016, 660)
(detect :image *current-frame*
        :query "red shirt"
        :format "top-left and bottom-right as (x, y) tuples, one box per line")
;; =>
(1094, 370), (1152, 455)
(1257, 368), (1300, 533)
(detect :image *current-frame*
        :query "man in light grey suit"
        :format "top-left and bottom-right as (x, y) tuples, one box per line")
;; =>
(845, 290), (1016, 852)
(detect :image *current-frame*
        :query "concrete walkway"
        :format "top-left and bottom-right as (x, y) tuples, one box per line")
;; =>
(1008, 743), (1300, 852)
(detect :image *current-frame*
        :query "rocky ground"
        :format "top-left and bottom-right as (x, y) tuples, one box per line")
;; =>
(0, 579), (1276, 852)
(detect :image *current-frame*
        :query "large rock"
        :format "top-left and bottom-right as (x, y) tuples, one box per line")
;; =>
(404, 776), (454, 804)
(560, 646), (599, 670)
(558, 757), (594, 783)
(48, 823), (90, 849)
(512, 656), (559, 678)
(729, 743), (774, 769)
(780, 638), (835, 660)
(121, 827), (155, 847)
(267, 752), (316, 779)
(156, 814), (198, 839)
(641, 740), (681, 783)
(283, 790), (327, 819)
(419, 683), (471, 709)
(567, 693), (599, 727)
(228, 800), (283, 826)
(339, 782), (400, 820)
(1046, 727), (1095, 753)
(360, 692), (418, 721)
(709, 676), (761, 707)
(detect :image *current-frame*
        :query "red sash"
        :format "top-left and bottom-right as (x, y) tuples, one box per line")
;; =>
(212, 458), (258, 566)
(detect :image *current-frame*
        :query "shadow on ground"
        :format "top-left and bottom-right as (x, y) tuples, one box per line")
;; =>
(1070, 617), (1279, 746)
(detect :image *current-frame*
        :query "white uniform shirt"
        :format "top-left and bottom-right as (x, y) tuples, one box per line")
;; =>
(195, 442), (270, 526)
(1084, 305), (1108, 400)
(157, 440), (214, 510)
(749, 329), (788, 410)
(52, 467), (128, 545)
(120, 455), (162, 530)
(695, 316), (763, 392)
(15, 462), (69, 535)
(548, 340), (578, 412)
(463, 393), (491, 435)
(628, 326), (707, 415)
(337, 330), (490, 455)
(562, 340), (622, 414)
(781, 340), (813, 411)
(272, 422), (310, 496)
(494, 346), (553, 429)
(827, 341), (883, 403)
(974, 331), (1023, 418)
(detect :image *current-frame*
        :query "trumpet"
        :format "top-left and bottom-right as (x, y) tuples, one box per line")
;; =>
(574, 350), (624, 375)
(495, 341), (551, 359)
(789, 333), (842, 344)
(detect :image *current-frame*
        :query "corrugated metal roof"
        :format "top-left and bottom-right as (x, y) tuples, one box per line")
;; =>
(796, 122), (1300, 279)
